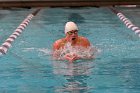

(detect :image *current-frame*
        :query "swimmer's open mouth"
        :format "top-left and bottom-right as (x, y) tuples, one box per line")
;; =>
(72, 38), (76, 40)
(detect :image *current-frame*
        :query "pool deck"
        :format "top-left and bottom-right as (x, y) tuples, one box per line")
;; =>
(0, 0), (140, 8)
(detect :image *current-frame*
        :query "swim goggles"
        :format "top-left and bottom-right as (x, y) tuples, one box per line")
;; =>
(67, 30), (78, 35)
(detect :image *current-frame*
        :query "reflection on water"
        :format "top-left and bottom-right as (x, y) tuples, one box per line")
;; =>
(52, 60), (94, 93)
(53, 61), (93, 76)
(68, 13), (85, 24)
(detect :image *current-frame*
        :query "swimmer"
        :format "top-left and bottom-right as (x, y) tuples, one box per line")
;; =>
(52, 21), (93, 62)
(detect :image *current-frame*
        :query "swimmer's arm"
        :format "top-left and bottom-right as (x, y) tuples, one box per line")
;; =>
(52, 51), (59, 59)
(82, 37), (91, 47)
(64, 53), (80, 63)
(52, 42), (61, 59)
(53, 41), (60, 51)
(85, 38), (91, 47)
(80, 47), (96, 59)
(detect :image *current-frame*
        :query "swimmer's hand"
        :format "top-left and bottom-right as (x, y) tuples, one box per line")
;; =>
(64, 53), (80, 63)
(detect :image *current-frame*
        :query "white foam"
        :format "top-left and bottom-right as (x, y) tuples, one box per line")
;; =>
(54, 42), (98, 60)
(38, 48), (52, 55)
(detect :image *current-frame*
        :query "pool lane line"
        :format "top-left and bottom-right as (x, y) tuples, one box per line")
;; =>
(0, 8), (41, 55)
(109, 7), (140, 37)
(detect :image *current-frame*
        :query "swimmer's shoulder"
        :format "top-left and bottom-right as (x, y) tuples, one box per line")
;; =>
(79, 36), (89, 42)
(79, 36), (90, 47)
(54, 38), (66, 45)
(53, 38), (66, 50)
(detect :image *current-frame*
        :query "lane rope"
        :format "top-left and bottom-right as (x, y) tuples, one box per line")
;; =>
(109, 7), (140, 37)
(0, 8), (41, 55)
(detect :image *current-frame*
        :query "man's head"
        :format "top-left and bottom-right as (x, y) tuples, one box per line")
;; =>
(64, 21), (79, 41)
(65, 21), (78, 34)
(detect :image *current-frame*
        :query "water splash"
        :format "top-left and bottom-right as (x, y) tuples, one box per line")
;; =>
(23, 47), (52, 56)
(22, 43), (100, 60)
(38, 48), (52, 55)
(54, 42), (99, 60)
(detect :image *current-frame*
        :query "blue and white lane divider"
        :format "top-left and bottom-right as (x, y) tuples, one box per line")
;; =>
(0, 8), (41, 55)
(109, 7), (140, 37)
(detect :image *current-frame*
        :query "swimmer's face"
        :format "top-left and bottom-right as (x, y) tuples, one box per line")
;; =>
(66, 30), (78, 41)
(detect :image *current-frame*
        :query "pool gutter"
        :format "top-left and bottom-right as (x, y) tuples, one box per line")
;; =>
(0, 0), (140, 8)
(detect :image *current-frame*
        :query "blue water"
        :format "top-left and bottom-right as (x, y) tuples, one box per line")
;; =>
(0, 7), (140, 93)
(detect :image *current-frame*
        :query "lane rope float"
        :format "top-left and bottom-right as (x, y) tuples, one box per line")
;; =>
(109, 7), (140, 37)
(0, 8), (41, 55)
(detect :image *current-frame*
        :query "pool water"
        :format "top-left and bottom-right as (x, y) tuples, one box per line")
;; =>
(0, 7), (140, 93)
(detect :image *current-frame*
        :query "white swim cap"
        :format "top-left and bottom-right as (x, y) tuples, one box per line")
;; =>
(64, 21), (78, 34)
